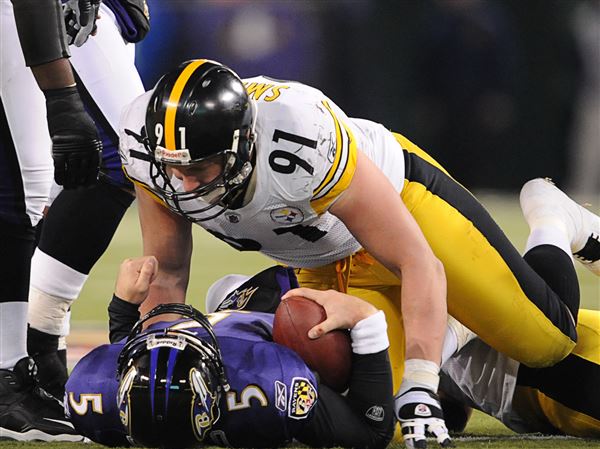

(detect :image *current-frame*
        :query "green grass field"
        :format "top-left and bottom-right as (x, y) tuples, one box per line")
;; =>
(2, 193), (598, 449)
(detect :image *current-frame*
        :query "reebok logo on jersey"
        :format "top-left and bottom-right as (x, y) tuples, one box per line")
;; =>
(414, 404), (432, 417)
(275, 381), (287, 412)
(270, 207), (304, 224)
(365, 405), (385, 422)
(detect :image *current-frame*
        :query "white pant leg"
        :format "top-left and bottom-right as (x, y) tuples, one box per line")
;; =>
(44, 3), (146, 203)
(70, 3), (145, 133)
(0, 0), (53, 227)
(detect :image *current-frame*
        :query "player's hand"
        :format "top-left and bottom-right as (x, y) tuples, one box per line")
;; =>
(64, 0), (101, 47)
(114, 256), (159, 305)
(395, 387), (453, 449)
(282, 287), (378, 338)
(44, 86), (102, 188)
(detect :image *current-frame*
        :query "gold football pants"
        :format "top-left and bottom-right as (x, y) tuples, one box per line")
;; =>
(513, 309), (600, 437)
(296, 133), (577, 391)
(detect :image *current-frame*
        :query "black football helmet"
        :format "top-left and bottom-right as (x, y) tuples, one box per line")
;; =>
(116, 304), (229, 449)
(143, 59), (256, 222)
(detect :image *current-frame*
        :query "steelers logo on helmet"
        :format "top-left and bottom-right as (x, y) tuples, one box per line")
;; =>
(144, 59), (257, 222)
(116, 304), (230, 449)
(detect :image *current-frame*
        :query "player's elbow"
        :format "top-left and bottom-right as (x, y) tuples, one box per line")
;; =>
(363, 425), (395, 449)
(377, 426), (395, 449)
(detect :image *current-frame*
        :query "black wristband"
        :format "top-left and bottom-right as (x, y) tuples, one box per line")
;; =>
(11, 0), (70, 66)
(43, 85), (79, 99)
(108, 294), (140, 343)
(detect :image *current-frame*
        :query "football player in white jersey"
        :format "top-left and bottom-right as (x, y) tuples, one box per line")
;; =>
(119, 59), (600, 448)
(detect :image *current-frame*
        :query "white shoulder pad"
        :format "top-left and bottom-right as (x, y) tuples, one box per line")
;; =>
(246, 77), (357, 214)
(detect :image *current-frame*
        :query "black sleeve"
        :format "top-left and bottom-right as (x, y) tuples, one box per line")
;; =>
(107, 295), (140, 343)
(11, 0), (70, 66)
(216, 266), (298, 313)
(297, 350), (395, 449)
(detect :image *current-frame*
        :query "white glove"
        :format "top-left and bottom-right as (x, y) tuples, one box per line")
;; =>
(395, 387), (452, 449)
(63, 0), (101, 47)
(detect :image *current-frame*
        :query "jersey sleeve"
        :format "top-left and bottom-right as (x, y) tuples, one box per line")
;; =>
(308, 98), (358, 215)
(247, 77), (358, 215)
(118, 89), (166, 202)
(297, 351), (395, 449)
(65, 344), (129, 447)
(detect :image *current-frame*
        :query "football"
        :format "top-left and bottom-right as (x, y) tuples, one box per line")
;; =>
(273, 296), (352, 392)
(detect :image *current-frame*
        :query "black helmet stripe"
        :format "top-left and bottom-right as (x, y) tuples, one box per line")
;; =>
(164, 59), (209, 150)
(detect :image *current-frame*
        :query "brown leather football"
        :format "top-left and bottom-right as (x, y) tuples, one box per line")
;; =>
(273, 296), (352, 392)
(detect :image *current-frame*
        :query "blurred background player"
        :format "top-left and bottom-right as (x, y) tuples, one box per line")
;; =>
(65, 258), (395, 449)
(0, 0), (101, 441)
(26, 0), (148, 399)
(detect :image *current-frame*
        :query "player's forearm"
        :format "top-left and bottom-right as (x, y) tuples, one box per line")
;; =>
(31, 59), (76, 90)
(401, 257), (447, 363)
(107, 295), (140, 343)
(11, 0), (70, 68)
(138, 269), (188, 316)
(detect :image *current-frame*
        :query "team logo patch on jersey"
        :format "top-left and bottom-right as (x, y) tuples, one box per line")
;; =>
(270, 207), (304, 224)
(218, 286), (259, 311)
(365, 405), (385, 422)
(275, 381), (287, 412)
(288, 377), (317, 420)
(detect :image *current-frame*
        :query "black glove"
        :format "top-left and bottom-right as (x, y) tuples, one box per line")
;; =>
(395, 387), (452, 449)
(63, 0), (101, 47)
(44, 86), (102, 189)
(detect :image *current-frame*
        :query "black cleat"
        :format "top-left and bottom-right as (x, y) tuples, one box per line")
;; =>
(0, 357), (82, 442)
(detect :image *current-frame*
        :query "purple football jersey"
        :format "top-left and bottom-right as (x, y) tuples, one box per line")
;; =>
(66, 311), (318, 447)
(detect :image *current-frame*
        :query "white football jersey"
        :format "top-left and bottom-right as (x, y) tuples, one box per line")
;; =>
(120, 76), (405, 267)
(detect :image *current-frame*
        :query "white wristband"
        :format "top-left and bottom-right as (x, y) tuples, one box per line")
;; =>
(398, 359), (440, 395)
(350, 310), (389, 355)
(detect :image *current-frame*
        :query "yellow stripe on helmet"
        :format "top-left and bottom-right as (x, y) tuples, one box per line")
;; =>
(164, 59), (208, 150)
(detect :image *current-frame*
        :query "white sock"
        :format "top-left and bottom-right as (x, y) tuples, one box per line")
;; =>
(441, 323), (458, 366)
(28, 287), (73, 336)
(0, 302), (28, 369)
(524, 226), (572, 260)
(30, 249), (88, 299)
(442, 316), (477, 365)
(58, 336), (67, 351)
(60, 309), (71, 343)
(29, 250), (84, 335)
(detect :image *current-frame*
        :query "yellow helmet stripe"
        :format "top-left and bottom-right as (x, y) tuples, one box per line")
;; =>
(164, 59), (208, 150)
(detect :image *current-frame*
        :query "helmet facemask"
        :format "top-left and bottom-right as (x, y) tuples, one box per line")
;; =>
(147, 122), (256, 222)
(144, 60), (257, 223)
